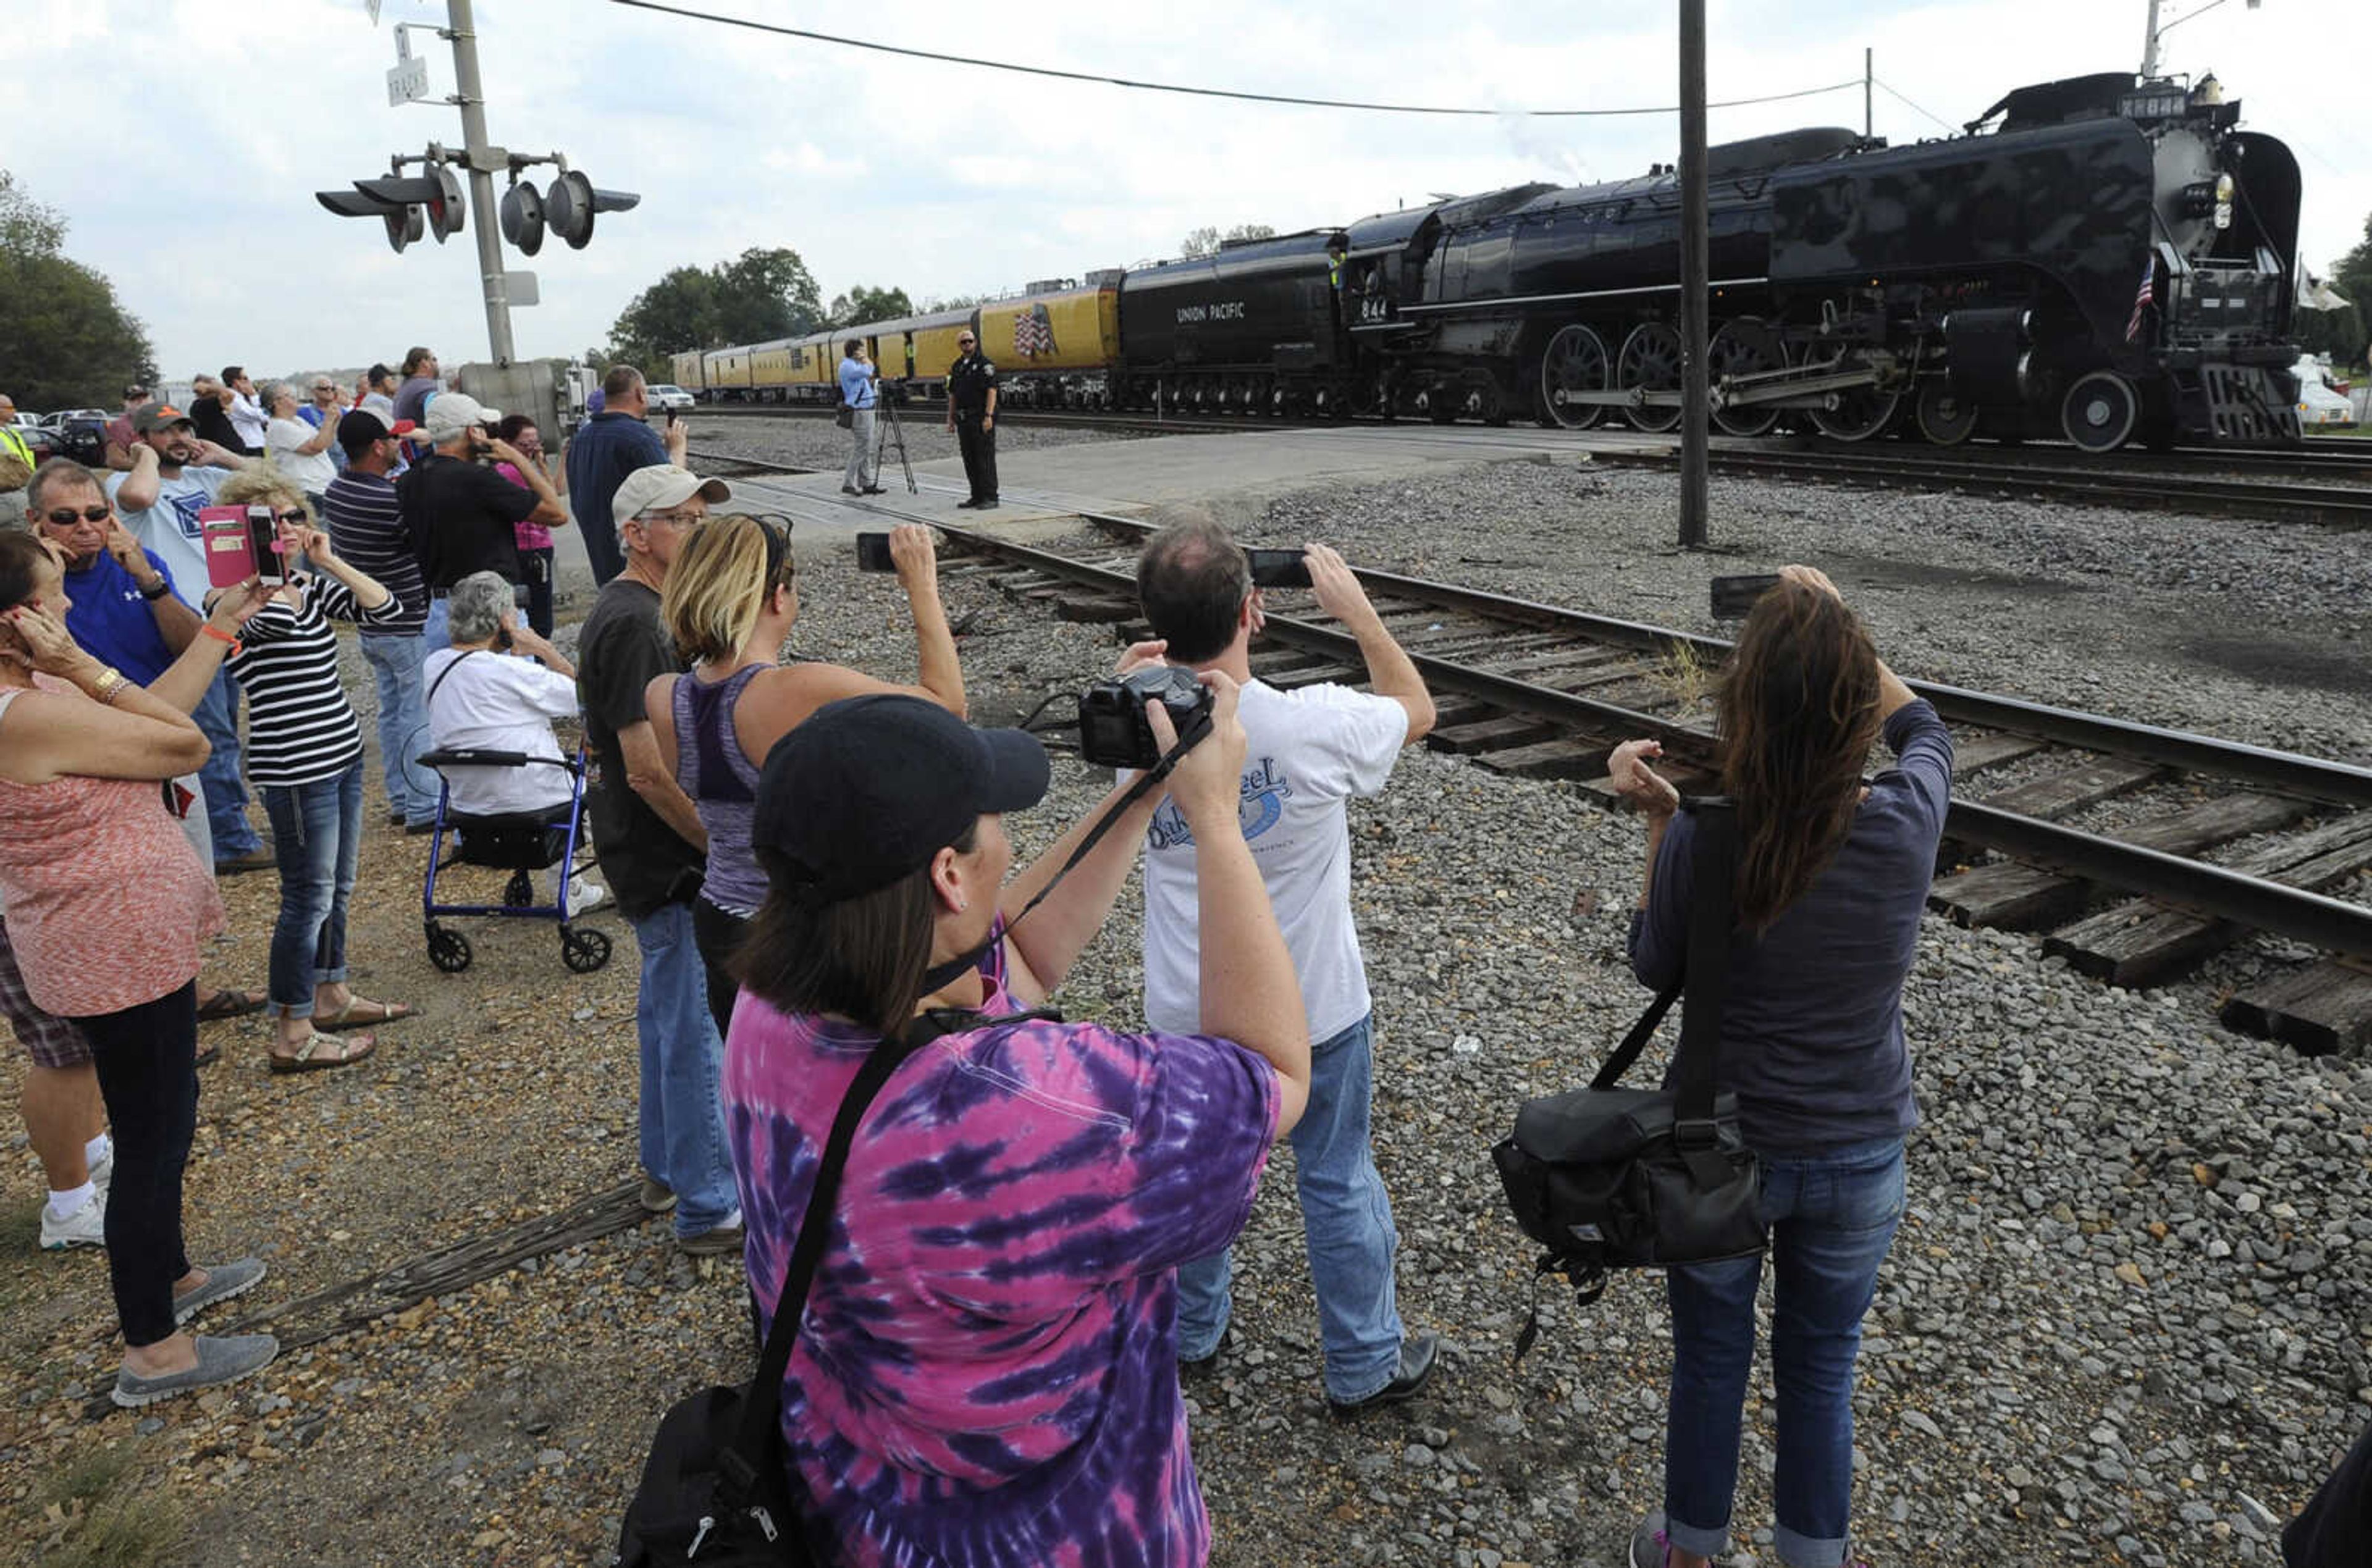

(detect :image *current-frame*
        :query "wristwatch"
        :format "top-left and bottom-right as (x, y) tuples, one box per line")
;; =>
(137, 576), (170, 601)
(91, 666), (128, 705)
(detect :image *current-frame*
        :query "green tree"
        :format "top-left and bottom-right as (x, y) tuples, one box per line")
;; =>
(2299, 212), (2372, 369)
(825, 283), (914, 329)
(604, 245), (825, 369)
(0, 172), (157, 408)
(917, 293), (985, 313)
(1179, 222), (1276, 259)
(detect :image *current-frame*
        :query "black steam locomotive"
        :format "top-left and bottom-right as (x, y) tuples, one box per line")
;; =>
(1111, 72), (2305, 451)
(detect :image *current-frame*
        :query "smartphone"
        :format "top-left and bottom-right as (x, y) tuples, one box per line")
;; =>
(854, 531), (895, 572)
(198, 505), (281, 589)
(664, 407), (679, 427)
(246, 506), (287, 585)
(1246, 547), (1311, 589)
(1709, 573), (1783, 619)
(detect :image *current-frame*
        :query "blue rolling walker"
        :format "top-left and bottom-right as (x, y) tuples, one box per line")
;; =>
(417, 745), (613, 975)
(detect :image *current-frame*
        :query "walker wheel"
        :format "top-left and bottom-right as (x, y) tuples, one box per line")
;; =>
(426, 922), (473, 974)
(560, 925), (612, 974)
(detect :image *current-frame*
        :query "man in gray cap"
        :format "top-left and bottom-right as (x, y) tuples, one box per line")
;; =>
(574, 463), (742, 1253)
(394, 391), (565, 649)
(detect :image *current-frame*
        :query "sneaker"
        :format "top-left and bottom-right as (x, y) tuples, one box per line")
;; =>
(975, 499), (1001, 511)
(214, 846), (276, 876)
(172, 1257), (267, 1326)
(1629, 1514), (1671, 1568)
(841, 485), (862, 495)
(638, 1178), (678, 1214)
(567, 877), (613, 915)
(862, 485), (886, 495)
(112, 1333), (279, 1408)
(40, 1194), (106, 1251)
(1326, 1330), (1440, 1416)
(679, 1211), (746, 1256)
(1178, 1327), (1231, 1383)
(955, 498), (980, 509)
(89, 1145), (113, 1193)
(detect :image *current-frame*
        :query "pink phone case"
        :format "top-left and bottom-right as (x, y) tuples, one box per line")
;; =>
(198, 507), (256, 589)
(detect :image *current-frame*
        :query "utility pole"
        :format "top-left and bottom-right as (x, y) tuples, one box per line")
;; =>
(442, 0), (515, 364)
(2141, 0), (2165, 76)
(1864, 47), (1873, 138)
(1676, 0), (1710, 549)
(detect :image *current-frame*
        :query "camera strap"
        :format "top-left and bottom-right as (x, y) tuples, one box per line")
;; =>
(1001, 707), (1213, 937)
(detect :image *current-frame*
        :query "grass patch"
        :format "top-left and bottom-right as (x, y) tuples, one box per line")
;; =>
(31, 1444), (187, 1568)
(1651, 637), (1720, 718)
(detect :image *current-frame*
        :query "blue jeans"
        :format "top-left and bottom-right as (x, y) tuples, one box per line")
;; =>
(1663, 1136), (1907, 1568)
(259, 760), (366, 1019)
(1175, 1013), (1403, 1402)
(190, 666), (263, 857)
(420, 595), (450, 654)
(361, 632), (435, 827)
(626, 900), (739, 1238)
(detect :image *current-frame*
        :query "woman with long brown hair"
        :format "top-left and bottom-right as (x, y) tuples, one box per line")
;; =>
(1608, 564), (1950, 1568)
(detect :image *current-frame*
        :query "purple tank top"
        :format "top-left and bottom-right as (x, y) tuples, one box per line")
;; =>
(672, 664), (769, 916)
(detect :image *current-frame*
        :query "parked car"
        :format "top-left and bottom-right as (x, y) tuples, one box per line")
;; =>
(41, 408), (107, 427)
(646, 384), (696, 414)
(2293, 356), (2356, 429)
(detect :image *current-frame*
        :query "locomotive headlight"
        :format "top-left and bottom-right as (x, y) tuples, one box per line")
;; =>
(2215, 173), (2235, 202)
(2214, 201), (2234, 230)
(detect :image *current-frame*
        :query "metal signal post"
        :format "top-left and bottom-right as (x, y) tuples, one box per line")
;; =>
(1676, 0), (1710, 549)
(444, 0), (517, 364)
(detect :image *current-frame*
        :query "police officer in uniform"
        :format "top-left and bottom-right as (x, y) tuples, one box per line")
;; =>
(944, 329), (999, 510)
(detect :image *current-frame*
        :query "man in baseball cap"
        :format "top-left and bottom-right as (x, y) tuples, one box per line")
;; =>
(324, 408), (433, 830)
(574, 456), (740, 1252)
(610, 463), (731, 530)
(101, 385), (153, 471)
(394, 390), (564, 644)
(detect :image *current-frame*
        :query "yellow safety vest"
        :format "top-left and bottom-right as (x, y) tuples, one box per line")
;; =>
(0, 424), (32, 469)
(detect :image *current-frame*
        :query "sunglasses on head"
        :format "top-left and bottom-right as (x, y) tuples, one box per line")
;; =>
(44, 505), (112, 527)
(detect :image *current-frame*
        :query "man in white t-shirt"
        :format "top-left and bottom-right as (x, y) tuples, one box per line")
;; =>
(1129, 511), (1439, 1414)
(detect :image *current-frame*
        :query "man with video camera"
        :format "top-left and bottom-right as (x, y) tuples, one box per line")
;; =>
(396, 393), (565, 650)
(1127, 510), (1440, 1412)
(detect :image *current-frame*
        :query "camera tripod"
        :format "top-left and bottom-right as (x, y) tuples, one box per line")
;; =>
(872, 385), (917, 495)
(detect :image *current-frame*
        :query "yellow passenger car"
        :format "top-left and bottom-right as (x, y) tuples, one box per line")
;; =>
(670, 350), (705, 397)
(703, 348), (754, 400)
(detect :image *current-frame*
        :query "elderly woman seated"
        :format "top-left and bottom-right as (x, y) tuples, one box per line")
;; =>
(421, 571), (607, 912)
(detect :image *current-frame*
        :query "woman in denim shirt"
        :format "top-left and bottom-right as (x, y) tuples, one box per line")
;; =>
(1609, 564), (1952, 1568)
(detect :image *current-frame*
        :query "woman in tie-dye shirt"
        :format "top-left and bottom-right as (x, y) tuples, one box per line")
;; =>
(724, 687), (1312, 1567)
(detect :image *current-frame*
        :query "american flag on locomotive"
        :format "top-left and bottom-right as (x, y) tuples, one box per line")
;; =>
(1013, 303), (1058, 359)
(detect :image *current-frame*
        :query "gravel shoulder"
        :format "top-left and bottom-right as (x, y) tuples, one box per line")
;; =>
(3, 448), (2366, 1567)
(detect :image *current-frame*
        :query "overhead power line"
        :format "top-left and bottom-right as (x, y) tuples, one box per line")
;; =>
(607, 0), (1864, 119)
(1874, 77), (1956, 133)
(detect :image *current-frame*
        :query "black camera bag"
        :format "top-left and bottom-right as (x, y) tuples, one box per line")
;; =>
(616, 1008), (975, 1566)
(1492, 799), (1765, 1354)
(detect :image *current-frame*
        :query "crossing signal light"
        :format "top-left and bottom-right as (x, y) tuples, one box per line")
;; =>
(316, 185), (424, 253)
(353, 170), (466, 243)
(542, 172), (639, 251)
(499, 179), (546, 256)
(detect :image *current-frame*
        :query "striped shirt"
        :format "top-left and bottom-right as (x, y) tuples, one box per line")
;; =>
(321, 470), (427, 635)
(227, 575), (403, 787)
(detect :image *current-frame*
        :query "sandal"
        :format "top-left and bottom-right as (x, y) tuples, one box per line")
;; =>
(196, 988), (267, 1022)
(195, 1044), (221, 1070)
(269, 1033), (377, 1074)
(313, 997), (414, 1032)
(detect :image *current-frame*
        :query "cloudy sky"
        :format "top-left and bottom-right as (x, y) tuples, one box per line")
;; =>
(12, 0), (2363, 380)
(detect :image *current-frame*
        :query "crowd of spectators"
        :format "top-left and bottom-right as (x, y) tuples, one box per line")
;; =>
(7, 356), (2363, 1566)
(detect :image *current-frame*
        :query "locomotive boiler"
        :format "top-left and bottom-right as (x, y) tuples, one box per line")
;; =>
(1350, 72), (2303, 450)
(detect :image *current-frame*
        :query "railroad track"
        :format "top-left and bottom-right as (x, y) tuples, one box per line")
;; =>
(726, 469), (2370, 1050)
(1592, 445), (2372, 528)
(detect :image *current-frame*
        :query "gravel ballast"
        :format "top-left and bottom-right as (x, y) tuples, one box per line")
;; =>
(2, 447), (2365, 1566)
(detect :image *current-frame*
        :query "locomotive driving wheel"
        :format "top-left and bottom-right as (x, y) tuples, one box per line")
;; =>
(1811, 379), (1901, 442)
(1915, 382), (1980, 446)
(1616, 322), (1684, 434)
(1537, 324), (1609, 429)
(1708, 318), (1785, 437)
(2061, 371), (2140, 453)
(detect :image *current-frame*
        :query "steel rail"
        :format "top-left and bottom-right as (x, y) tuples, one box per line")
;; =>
(1590, 447), (2372, 528)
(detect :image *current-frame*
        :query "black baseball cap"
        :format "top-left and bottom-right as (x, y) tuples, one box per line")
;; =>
(753, 695), (1049, 903)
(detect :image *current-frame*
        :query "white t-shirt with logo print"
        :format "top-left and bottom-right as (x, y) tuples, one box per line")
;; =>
(105, 465), (231, 605)
(1138, 676), (1409, 1044)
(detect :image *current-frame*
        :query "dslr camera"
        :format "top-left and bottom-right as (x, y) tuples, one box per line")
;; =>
(1077, 665), (1213, 769)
